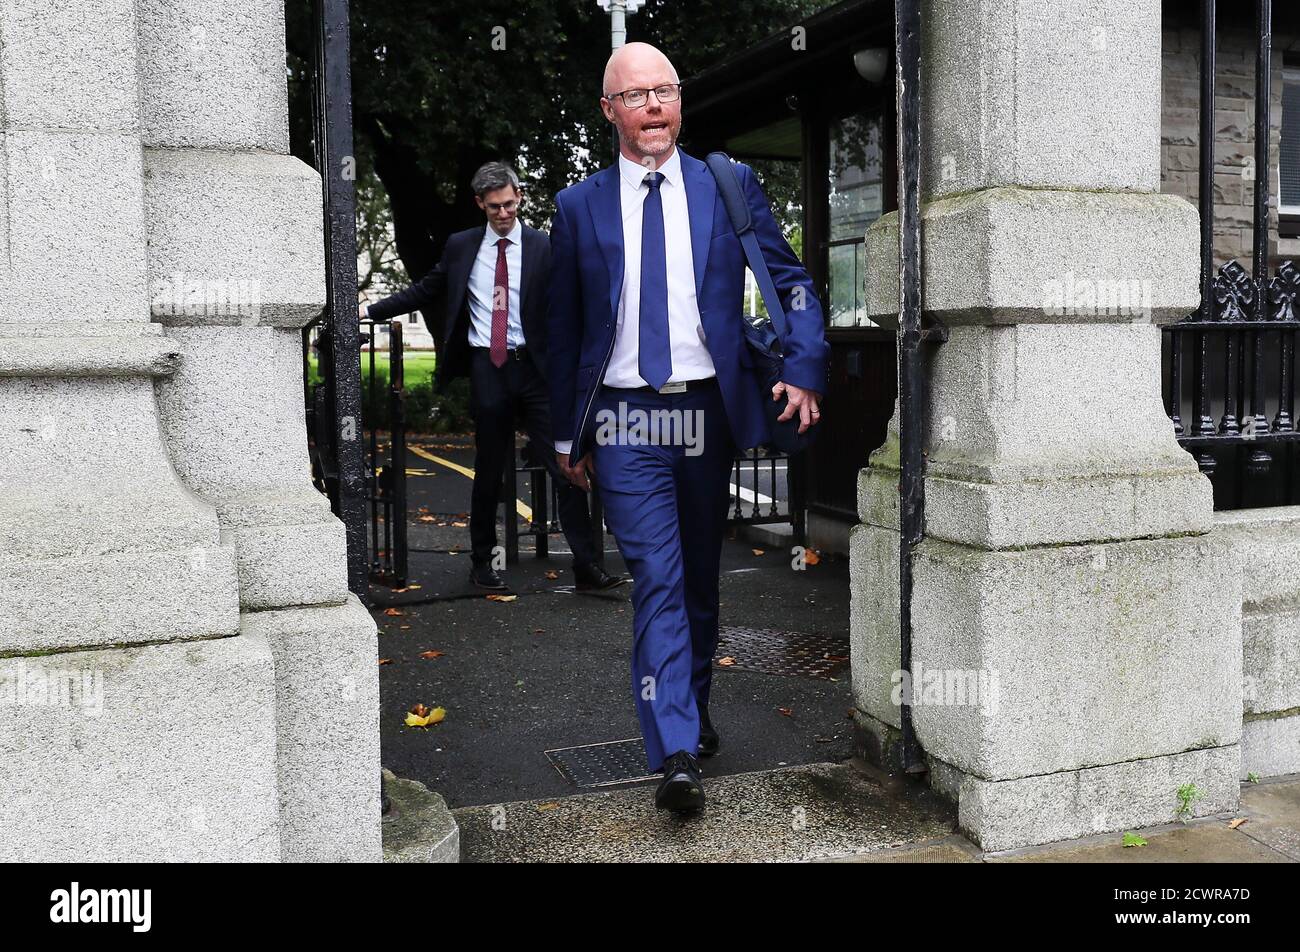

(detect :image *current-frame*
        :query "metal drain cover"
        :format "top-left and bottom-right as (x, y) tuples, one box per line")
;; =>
(545, 738), (657, 787)
(715, 626), (850, 680)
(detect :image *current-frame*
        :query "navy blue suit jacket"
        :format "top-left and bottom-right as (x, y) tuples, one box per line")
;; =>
(546, 148), (829, 463)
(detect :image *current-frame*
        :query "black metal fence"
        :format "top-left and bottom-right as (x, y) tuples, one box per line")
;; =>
(1162, 0), (1300, 508)
(501, 443), (806, 565)
(728, 447), (803, 536)
(503, 442), (561, 564)
(305, 319), (409, 587)
(363, 320), (409, 586)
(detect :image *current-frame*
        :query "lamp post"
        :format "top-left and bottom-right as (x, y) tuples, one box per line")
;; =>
(588, 1), (645, 569)
(597, 0), (646, 50)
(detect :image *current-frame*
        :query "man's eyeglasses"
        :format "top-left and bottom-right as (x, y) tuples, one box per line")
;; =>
(484, 200), (519, 213)
(604, 83), (683, 109)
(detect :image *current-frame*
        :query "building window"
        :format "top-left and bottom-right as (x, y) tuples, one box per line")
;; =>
(1282, 68), (1300, 237)
(827, 113), (883, 328)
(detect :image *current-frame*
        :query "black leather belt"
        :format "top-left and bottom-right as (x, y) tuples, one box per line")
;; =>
(473, 345), (527, 360)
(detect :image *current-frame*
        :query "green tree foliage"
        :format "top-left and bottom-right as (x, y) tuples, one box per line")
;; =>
(286, 0), (833, 293)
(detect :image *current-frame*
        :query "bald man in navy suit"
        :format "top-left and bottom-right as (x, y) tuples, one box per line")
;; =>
(547, 44), (829, 813)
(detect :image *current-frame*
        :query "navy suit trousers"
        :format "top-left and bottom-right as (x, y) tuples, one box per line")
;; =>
(589, 381), (735, 772)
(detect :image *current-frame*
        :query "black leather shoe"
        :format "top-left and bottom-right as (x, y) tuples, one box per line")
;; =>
(698, 706), (719, 758)
(573, 562), (627, 591)
(654, 750), (706, 814)
(469, 564), (508, 590)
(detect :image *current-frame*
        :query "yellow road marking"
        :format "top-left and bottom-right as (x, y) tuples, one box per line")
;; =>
(408, 444), (533, 521)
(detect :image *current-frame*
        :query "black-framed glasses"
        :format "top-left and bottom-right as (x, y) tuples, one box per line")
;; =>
(605, 83), (683, 109)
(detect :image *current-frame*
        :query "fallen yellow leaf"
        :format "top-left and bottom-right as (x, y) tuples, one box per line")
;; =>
(378, 658), (393, 665)
(486, 594), (518, 602)
(718, 656), (736, 666)
(1229, 817), (1248, 829)
(419, 650), (444, 659)
(752, 548), (765, 556)
(405, 704), (446, 728)
(383, 608), (404, 617)
(804, 549), (821, 566)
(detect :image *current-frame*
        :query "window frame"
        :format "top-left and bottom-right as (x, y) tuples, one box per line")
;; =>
(1280, 66), (1300, 237)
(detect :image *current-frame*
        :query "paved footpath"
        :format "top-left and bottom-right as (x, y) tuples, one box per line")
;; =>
(450, 764), (1300, 863)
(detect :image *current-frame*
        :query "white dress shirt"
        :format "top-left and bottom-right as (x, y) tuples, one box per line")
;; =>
(603, 147), (716, 388)
(466, 219), (525, 349)
(555, 149), (717, 456)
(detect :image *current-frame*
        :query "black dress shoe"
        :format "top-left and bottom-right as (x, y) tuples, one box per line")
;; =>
(469, 564), (508, 590)
(654, 750), (706, 814)
(698, 706), (719, 758)
(573, 562), (627, 591)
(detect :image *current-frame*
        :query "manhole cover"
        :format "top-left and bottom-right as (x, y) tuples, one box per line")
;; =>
(545, 738), (657, 787)
(715, 626), (850, 680)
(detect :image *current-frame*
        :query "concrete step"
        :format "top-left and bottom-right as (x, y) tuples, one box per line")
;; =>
(452, 760), (956, 863)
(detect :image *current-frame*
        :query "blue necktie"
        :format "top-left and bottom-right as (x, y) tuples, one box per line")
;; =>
(638, 171), (672, 391)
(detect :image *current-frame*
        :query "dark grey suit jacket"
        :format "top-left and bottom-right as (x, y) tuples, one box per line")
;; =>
(368, 222), (551, 390)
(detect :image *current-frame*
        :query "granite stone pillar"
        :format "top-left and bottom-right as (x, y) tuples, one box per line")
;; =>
(1, 0), (380, 861)
(852, 0), (1242, 851)
(0, 0), (277, 861)
(139, 0), (381, 861)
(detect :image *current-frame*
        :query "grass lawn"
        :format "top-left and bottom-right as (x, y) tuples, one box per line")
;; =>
(308, 351), (438, 389)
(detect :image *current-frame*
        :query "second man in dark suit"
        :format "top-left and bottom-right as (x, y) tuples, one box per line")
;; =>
(364, 161), (623, 592)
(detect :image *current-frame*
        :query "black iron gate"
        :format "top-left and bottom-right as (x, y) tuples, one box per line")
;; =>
(363, 319), (409, 586)
(305, 318), (410, 588)
(306, 0), (367, 595)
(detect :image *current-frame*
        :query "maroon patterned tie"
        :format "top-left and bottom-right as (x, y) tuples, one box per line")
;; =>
(491, 237), (509, 368)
